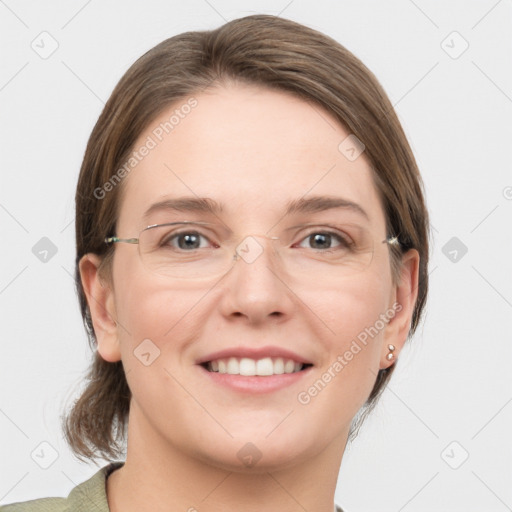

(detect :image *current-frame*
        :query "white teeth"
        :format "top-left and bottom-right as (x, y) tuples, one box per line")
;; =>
(273, 357), (284, 374)
(227, 357), (238, 374)
(239, 358), (256, 376)
(256, 357), (274, 376)
(284, 359), (295, 373)
(206, 357), (305, 376)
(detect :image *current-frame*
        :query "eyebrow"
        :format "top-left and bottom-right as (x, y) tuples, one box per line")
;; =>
(143, 195), (369, 221)
(284, 196), (369, 220)
(143, 197), (223, 221)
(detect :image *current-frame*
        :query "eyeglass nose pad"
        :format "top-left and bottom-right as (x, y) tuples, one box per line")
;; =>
(232, 234), (281, 265)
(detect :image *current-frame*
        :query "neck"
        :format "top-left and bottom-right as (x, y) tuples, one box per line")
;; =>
(107, 402), (347, 512)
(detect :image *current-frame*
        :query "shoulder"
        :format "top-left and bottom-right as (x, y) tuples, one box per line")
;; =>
(1, 462), (124, 512)
(1, 497), (66, 512)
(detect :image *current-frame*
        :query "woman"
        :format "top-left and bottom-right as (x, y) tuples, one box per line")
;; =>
(3, 14), (428, 512)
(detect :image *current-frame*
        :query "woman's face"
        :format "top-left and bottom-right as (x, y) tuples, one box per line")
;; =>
(89, 83), (416, 472)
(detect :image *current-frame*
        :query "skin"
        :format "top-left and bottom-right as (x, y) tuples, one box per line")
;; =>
(80, 82), (419, 512)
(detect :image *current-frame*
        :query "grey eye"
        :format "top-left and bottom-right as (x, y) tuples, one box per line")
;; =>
(164, 231), (210, 250)
(298, 232), (348, 250)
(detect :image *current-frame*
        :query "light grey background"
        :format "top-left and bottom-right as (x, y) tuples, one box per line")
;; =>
(1, 1), (511, 510)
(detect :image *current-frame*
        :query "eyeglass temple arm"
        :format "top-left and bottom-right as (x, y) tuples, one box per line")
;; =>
(105, 236), (139, 244)
(384, 236), (401, 247)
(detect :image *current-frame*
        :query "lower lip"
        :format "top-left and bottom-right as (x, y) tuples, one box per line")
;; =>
(198, 365), (313, 394)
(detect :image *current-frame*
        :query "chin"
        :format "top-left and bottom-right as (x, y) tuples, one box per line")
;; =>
(201, 444), (311, 474)
(192, 424), (327, 474)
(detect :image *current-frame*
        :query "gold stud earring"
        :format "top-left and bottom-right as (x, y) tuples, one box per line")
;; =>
(386, 344), (395, 361)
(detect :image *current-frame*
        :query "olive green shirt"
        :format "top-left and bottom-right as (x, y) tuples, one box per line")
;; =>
(1, 462), (343, 511)
(1, 462), (123, 512)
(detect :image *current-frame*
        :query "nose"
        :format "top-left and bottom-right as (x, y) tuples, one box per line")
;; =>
(217, 234), (295, 325)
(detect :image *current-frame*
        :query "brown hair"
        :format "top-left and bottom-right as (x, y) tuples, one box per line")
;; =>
(65, 14), (429, 461)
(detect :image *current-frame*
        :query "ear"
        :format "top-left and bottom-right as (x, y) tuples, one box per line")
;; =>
(79, 253), (121, 362)
(380, 248), (420, 369)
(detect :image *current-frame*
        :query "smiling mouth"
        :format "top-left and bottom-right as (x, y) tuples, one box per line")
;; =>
(201, 357), (313, 376)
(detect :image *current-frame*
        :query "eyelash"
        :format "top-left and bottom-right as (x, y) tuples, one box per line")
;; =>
(296, 229), (352, 250)
(162, 228), (353, 251)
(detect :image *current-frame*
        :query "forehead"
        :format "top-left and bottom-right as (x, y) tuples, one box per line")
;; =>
(117, 83), (385, 233)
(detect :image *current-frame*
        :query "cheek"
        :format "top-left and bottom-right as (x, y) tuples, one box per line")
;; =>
(113, 277), (206, 408)
(297, 304), (387, 432)
(312, 270), (390, 344)
(116, 278), (206, 344)
(301, 272), (390, 401)
(112, 260), (216, 386)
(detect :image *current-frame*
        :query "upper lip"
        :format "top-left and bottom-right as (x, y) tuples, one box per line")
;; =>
(196, 345), (314, 365)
